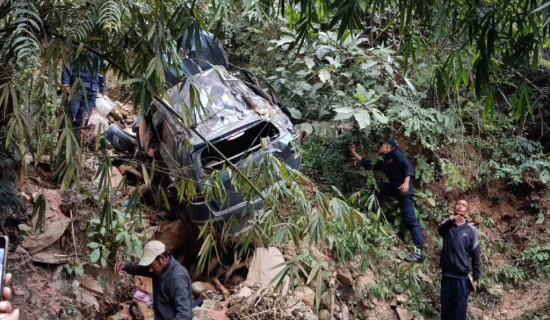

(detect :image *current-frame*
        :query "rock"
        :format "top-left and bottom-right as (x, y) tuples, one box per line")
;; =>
(396, 294), (407, 304)
(93, 166), (123, 190)
(20, 192), (32, 202)
(14, 245), (28, 255)
(71, 280), (80, 293)
(320, 292), (331, 309)
(59, 189), (81, 216)
(341, 304), (350, 320)
(80, 276), (104, 297)
(294, 286), (315, 308)
(302, 313), (317, 320)
(202, 299), (222, 311)
(192, 281), (216, 298)
(13, 285), (27, 296)
(110, 104), (125, 121)
(354, 268), (376, 293)
(396, 306), (413, 320)
(337, 266), (354, 287)
(51, 265), (64, 280)
(145, 226), (158, 240)
(488, 284), (505, 297)
(319, 309), (331, 320)
(192, 306), (209, 320)
(244, 247), (289, 294)
(236, 287), (253, 299)
(21, 219), (70, 254)
(31, 249), (70, 264)
(18, 224), (33, 233)
(77, 288), (100, 316)
(155, 220), (189, 252)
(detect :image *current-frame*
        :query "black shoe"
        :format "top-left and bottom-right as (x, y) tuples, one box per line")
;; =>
(404, 253), (425, 263)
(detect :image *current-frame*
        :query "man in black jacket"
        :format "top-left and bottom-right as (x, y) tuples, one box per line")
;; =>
(350, 140), (424, 262)
(438, 199), (481, 320)
(114, 240), (193, 320)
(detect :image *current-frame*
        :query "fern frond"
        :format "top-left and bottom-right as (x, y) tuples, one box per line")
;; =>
(7, 0), (43, 63)
(98, 0), (122, 33)
(68, 19), (95, 42)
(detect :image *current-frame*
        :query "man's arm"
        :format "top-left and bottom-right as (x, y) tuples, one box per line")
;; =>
(171, 276), (192, 320)
(438, 217), (454, 236)
(393, 151), (415, 194)
(349, 145), (382, 170)
(123, 261), (154, 277)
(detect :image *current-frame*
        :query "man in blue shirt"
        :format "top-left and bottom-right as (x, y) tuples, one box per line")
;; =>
(350, 140), (424, 262)
(61, 49), (107, 133)
(438, 199), (480, 320)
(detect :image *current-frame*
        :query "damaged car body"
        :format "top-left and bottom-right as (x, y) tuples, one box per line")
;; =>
(138, 67), (300, 227)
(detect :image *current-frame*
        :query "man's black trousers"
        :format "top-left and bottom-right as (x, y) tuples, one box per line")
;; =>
(440, 275), (469, 320)
(376, 181), (424, 249)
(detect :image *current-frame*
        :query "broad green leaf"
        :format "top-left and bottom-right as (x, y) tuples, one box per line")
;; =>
(371, 108), (389, 124)
(318, 69), (331, 83)
(90, 248), (100, 263)
(354, 110), (371, 129)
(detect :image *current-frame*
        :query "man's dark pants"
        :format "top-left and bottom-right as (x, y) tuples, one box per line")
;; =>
(441, 275), (469, 320)
(66, 88), (96, 133)
(376, 181), (423, 249)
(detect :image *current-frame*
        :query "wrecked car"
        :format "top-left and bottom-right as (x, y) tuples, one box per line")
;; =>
(139, 67), (300, 226)
(101, 32), (300, 228)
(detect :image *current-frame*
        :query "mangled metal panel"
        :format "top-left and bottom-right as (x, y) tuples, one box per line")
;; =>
(164, 67), (293, 146)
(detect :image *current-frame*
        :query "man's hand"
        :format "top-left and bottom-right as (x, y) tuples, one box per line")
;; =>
(349, 144), (362, 162)
(98, 91), (108, 98)
(398, 182), (409, 195)
(450, 215), (466, 225)
(0, 273), (20, 320)
(114, 261), (126, 274)
(472, 281), (477, 292)
(63, 85), (71, 95)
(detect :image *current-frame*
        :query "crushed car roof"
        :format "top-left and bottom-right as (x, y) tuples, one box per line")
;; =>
(159, 67), (293, 145)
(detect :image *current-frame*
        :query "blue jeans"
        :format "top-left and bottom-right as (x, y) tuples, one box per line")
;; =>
(377, 181), (424, 249)
(66, 88), (96, 133)
(441, 275), (469, 320)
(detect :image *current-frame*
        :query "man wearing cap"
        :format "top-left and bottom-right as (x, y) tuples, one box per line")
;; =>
(349, 140), (424, 263)
(114, 240), (193, 320)
(438, 199), (481, 320)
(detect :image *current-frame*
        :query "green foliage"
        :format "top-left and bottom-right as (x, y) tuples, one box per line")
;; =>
(64, 261), (85, 278)
(301, 134), (363, 193)
(522, 244), (550, 278)
(517, 311), (550, 320)
(88, 208), (145, 268)
(439, 159), (469, 192)
(0, 152), (21, 215)
(486, 263), (526, 286)
(414, 156), (435, 186)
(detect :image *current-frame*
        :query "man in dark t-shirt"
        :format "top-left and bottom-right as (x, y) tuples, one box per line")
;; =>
(350, 140), (424, 263)
(438, 199), (481, 320)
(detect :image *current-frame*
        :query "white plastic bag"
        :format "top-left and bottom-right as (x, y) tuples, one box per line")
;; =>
(95, 95), (115, 117)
